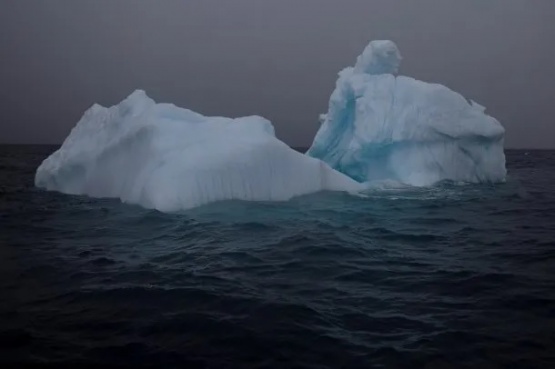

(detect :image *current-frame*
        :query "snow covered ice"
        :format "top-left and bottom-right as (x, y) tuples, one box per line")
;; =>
(35, 91), (363, 212)
(307, 40), (506, 186)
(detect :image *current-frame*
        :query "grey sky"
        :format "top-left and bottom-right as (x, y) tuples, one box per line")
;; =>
(1, 0), (554, 148)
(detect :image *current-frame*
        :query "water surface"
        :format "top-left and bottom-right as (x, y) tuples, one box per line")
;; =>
(1, 146), (554, 368)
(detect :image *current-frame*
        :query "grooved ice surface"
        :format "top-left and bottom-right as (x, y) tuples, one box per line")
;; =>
(307, 40), (506, 186)
(35, 91), (363, 212)
(35, 40), (507, 211)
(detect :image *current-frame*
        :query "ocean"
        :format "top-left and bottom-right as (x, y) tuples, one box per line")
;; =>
(1, 145), (554, 368)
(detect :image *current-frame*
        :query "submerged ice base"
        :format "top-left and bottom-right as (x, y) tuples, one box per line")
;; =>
(307, 40), (506, 186)
(35, 91), (363, 212)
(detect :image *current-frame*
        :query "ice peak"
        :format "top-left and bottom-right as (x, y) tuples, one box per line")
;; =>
(353, 40), (402, 75)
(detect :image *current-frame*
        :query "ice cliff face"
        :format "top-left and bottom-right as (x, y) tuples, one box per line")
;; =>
(307, 40), (506, 186)
(35, 91), (363, 212)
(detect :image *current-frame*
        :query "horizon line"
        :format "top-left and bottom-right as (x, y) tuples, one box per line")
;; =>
(0, 142), (553, 151)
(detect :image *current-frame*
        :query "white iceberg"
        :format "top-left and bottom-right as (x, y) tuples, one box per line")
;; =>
(35, 90), (363, 212)
(307, 40), (506, 186)
(36, 40), (508, 211)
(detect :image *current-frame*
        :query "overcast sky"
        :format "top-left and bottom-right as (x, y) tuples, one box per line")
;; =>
(1, 0), (554, 148)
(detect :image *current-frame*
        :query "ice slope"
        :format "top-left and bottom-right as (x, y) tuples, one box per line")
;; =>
(307, 40), (506, 186)
(35, 91), (363, 212)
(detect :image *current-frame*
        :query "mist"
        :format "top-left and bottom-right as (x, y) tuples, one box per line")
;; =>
(1, 0), (554, 148)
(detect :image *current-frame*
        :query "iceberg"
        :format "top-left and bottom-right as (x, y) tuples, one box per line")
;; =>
(35, 40), (508, 211)
(307, 40), (506, 186)
(35, 91), (363, 212)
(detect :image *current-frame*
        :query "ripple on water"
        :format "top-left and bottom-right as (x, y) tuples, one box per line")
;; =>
(1, 148), (555, 367)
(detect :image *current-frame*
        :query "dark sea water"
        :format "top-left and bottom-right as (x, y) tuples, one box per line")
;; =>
(1, 145), (554, 368)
